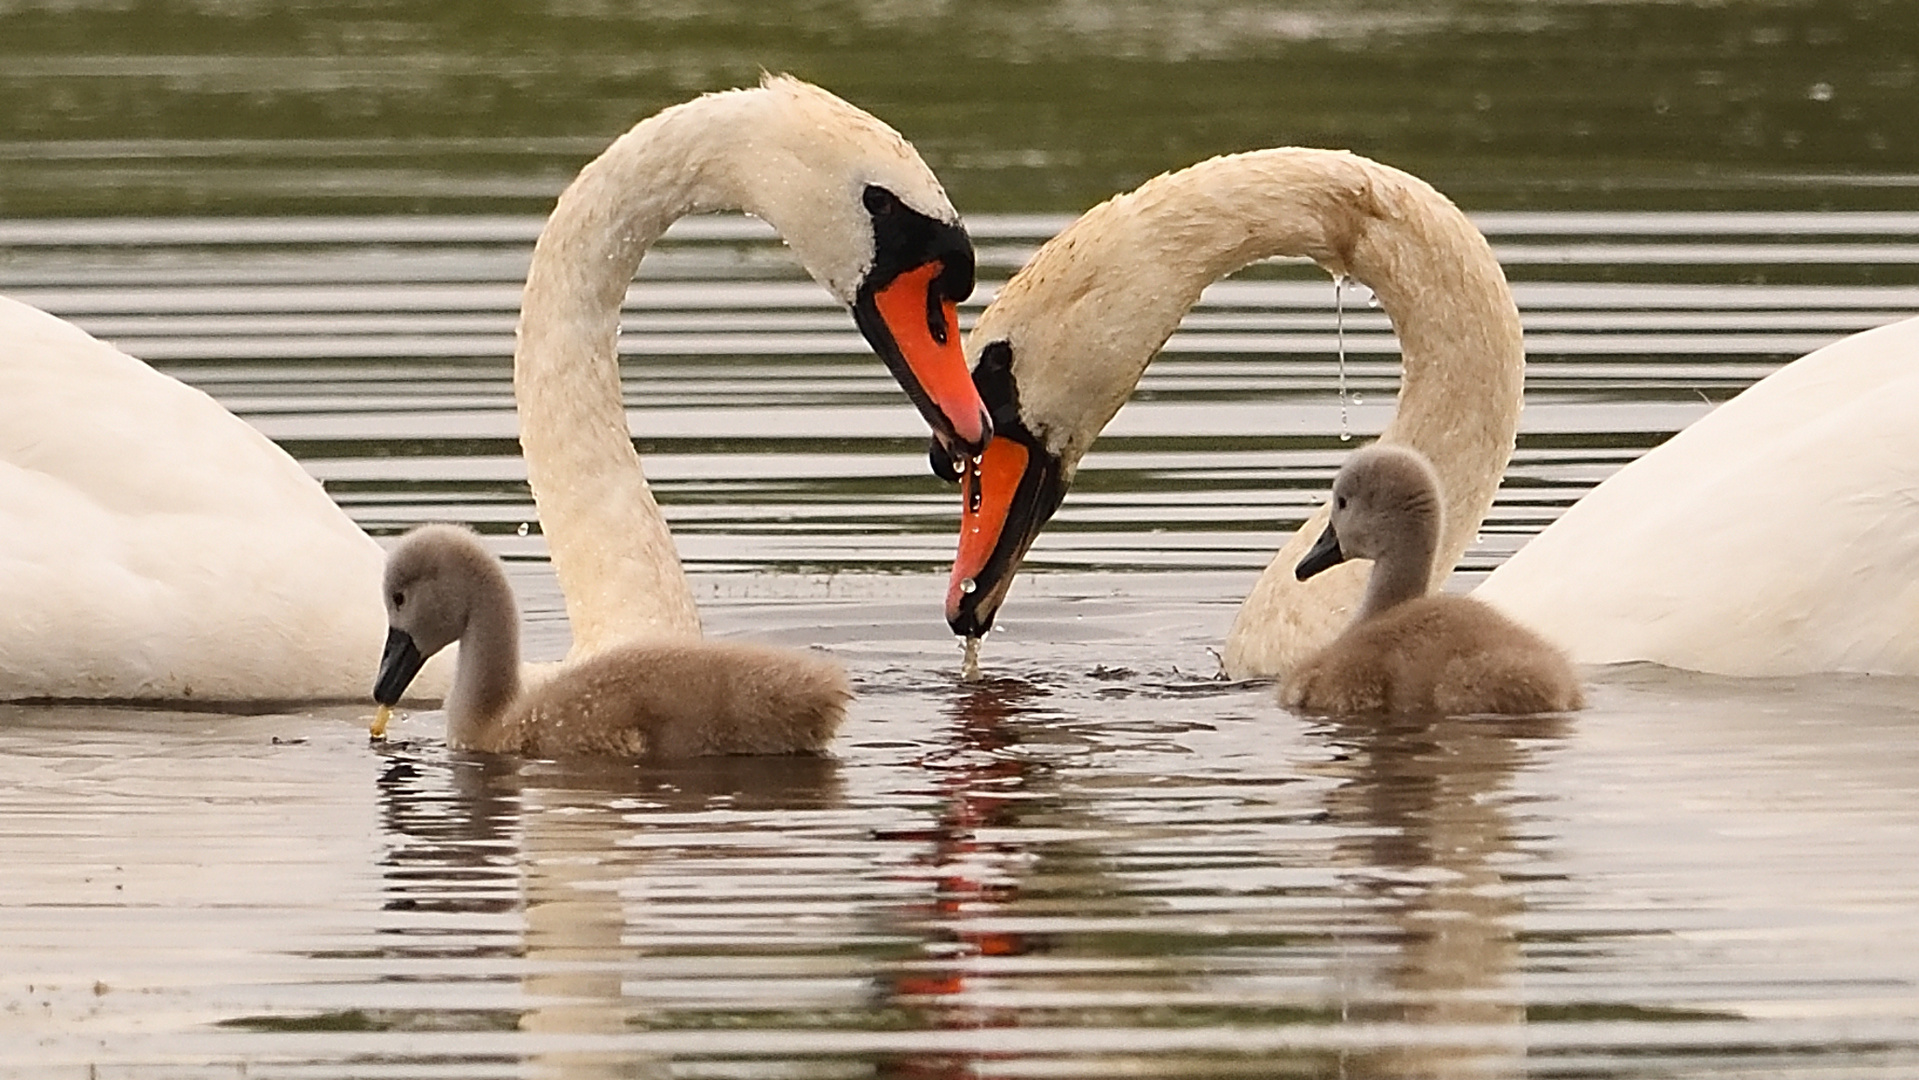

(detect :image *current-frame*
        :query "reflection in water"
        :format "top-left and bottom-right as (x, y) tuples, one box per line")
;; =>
(873, 677), (1056, 1079)
(372, 741), (843, 1077)
(1317, 714), (1569, 1079)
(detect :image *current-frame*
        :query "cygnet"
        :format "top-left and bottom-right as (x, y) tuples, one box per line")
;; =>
(1282, 445), (1585, 717)
(373, 525), (849, 756)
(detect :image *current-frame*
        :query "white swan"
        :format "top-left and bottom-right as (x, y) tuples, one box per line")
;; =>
(1474, 314), (1919, 676)
(0, 293), (409, 702)
(1283, 444), (1583, 716)
(375, 525), (848, 757)
(942, 148), (1523, 679)
(0, 75), (988, 702)
(513, 74), (987, 660)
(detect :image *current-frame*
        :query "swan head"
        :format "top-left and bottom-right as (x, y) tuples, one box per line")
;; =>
(939, 337), (1074, 639)
(732, 76), (990, 457)
(936, 158), (1254, 637)
(1295, 444), (1443, 582)
(374, 525), (505, 705)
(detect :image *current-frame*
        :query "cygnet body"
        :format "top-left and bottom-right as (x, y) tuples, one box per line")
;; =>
(1283, 445), (1584, 717)
(374, 525), (849, 756)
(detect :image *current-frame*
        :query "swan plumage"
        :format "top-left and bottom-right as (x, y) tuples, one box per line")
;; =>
(514, 74), (987, 660)
(942, 148), (1523, 678)
(376, 525), (847, 757)
(1, 76), (985, 701)
(0, 293), (427, 701)
(1282, 444), (1583, 716)
(1474, 314), (1919, 676)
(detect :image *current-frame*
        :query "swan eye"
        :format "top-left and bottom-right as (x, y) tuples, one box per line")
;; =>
(390, 590), (406, 609)
(862, 185), (900, 216)
(1334, 496), (1348, 511)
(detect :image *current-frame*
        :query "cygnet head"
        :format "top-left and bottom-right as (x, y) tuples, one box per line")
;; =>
(374, 525), (515, 707)
(1296, 444), (1444, 616)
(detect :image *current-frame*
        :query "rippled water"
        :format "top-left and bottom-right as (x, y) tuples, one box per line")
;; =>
(4, 212), (1919, 1076)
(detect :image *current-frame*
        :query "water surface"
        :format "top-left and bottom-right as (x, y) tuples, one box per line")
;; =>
(4, 212), (1918, 1077)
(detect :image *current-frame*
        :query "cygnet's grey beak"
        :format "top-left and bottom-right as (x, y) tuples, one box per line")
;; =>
(1295, 522), (1347, 581)
(374, 627), (425, 705)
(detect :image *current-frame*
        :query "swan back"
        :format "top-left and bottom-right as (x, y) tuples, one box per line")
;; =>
(506, 639), (850, 758)
(1, 295), (393, 701)
(1475, 314), (1919, 675)
(1282, 595), (1586, 716)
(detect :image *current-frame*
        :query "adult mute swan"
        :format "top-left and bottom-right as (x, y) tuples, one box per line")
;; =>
(1283, 444), (1583, 716)
(514, 74), (988, 660)
(1474, 314), (1919, 676)
(0, 293), (414, 702)
(375, 525), (848, 757)
(0, 75), (988, 702)
(941, 148), (1523, 679)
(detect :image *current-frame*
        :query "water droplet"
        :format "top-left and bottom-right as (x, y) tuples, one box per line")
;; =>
(1350, 394), (1363, 406)
(1809, 81), (1834, 102)
(516, 522), (531, 537)
(960, 577), (978, 594)
(1333, 275), (1351, 442)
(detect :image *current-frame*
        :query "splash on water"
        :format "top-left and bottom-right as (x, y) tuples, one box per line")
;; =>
(960, 635), (983, 682)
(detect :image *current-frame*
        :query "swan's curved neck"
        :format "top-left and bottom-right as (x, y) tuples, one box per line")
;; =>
(1359, 520), (1441, 622)
(1016, 149), (1522, 513)
(515, 97), (770, 656)
(984, 149), (1520, 677)
(446, 567), (524, 745)
(1219, 151), (1522, 675)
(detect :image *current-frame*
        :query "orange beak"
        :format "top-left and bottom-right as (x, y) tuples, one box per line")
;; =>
(946, 434), (1067, 638)
(854, 261), (992, 458)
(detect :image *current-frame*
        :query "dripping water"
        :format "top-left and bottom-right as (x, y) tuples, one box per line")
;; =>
(960, 635), (983, 682)
(1334, 274), (1352, 442)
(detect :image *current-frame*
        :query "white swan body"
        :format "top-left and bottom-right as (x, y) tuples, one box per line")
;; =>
(1475, 314), (1919, 676)
(944, 148), (1523, 679)
(0, 293), (414, 701)
(1, 76), (985, 702)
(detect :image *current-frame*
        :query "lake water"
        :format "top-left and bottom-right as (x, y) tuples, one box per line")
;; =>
(7, 1), (1919, 1076)
(6, 209), (1919, 1078)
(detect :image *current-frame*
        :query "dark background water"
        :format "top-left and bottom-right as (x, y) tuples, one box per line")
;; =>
(3, 0), (1917, 216)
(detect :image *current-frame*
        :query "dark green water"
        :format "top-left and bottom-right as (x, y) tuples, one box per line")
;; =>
(4, 0), (1918, 215)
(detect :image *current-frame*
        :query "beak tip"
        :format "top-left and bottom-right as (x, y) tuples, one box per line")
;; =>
(939, 411), (994, 461)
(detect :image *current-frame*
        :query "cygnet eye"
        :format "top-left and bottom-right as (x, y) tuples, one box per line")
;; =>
(1334, 496), (1348, 510)
(862, 185), (900, 216)
(390, 590), (406, 609)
